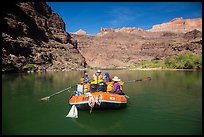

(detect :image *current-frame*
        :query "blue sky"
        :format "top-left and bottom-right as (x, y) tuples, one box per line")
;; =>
(47, 2), (202, 34)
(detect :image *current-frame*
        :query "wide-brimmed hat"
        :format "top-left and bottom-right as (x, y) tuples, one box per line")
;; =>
(112, 76), (120, 82)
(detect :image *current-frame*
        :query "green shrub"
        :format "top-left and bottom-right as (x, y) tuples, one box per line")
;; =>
(26, 63), (35, 71)
(164, 52), (202, 69)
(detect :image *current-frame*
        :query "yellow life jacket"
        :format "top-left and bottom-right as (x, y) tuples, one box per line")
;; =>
(93, 74), (103, 84)
(91, 81), (97, 84)
(83, 83), (90, 92)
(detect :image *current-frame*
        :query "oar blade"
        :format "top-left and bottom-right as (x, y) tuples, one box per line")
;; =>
(124, 95), (130, 98)
(143, 77), (151, 81)
(40, 97), (50, 101)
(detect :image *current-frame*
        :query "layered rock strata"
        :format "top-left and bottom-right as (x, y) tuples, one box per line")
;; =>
(148, 17), (202, 33)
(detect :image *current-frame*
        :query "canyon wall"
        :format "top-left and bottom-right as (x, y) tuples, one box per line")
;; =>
(72, 27), (202, 68)
(2, 2), (86, 72)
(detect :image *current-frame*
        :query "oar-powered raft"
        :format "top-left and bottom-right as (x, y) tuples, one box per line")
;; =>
(40, 77), (151, 118)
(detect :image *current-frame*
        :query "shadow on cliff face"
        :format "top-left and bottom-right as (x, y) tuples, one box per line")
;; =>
(2, 2), (48, 43)
(33, 2), (50, 19)
(2, 40), (33, 57)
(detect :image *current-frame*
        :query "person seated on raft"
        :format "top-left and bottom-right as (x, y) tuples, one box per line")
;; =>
(92, 69), (103, 84)
(83, 71), (90, 84)
(111, 76), (125, 95)
(91, 69), (106, 92)
(83, 72), (91, 93)
(73, 78), (85, 95)
(103, 72), (112, 83)
(75, 72), (91, 95)
(103, 72), (114, 92)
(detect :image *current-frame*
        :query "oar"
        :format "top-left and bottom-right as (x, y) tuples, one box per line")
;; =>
(124, 95), (130, 98)
(40, 84), (77, 101)
(124, 77), (151, 84)
(122, 77), (151, 98)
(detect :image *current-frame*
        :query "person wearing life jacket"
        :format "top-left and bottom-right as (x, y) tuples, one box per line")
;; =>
(92, 69), (103, 84)
(76, 77), (85, 94)
(79, 71), (90, 93)
(112, 76), (124, 95)
(103, 72), (113, 92)
(83, 71), (90, 92)
(91, 69), (104, 92)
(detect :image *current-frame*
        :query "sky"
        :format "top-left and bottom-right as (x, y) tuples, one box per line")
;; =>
(47, 2), (202, 35)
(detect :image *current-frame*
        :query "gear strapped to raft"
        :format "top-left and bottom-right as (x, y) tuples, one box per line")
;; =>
(87, 93), (103, 113)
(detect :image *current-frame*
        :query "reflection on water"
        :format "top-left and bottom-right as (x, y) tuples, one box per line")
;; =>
(70, 109), (126, 135)
(2, 70), (202, 135)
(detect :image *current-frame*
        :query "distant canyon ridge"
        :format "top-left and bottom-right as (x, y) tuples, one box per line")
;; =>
(72, 17), (202, 68)
(2, 2), (202, 72)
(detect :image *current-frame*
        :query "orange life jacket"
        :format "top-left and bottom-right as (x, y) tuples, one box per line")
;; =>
(106, 81), (114, 92)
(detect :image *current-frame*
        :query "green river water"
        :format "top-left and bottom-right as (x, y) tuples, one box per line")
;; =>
(2, 70), (202, 135)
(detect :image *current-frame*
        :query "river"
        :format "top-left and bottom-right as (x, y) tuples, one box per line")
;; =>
(2, 70), (202, 135)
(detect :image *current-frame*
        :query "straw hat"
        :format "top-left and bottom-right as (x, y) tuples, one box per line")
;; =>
(112, 76), (120, 82)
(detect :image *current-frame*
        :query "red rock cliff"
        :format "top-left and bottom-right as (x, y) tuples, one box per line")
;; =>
(149, 17), (202, 33)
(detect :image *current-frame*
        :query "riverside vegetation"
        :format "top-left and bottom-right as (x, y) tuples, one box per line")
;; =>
(129, 52), (202, 70)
